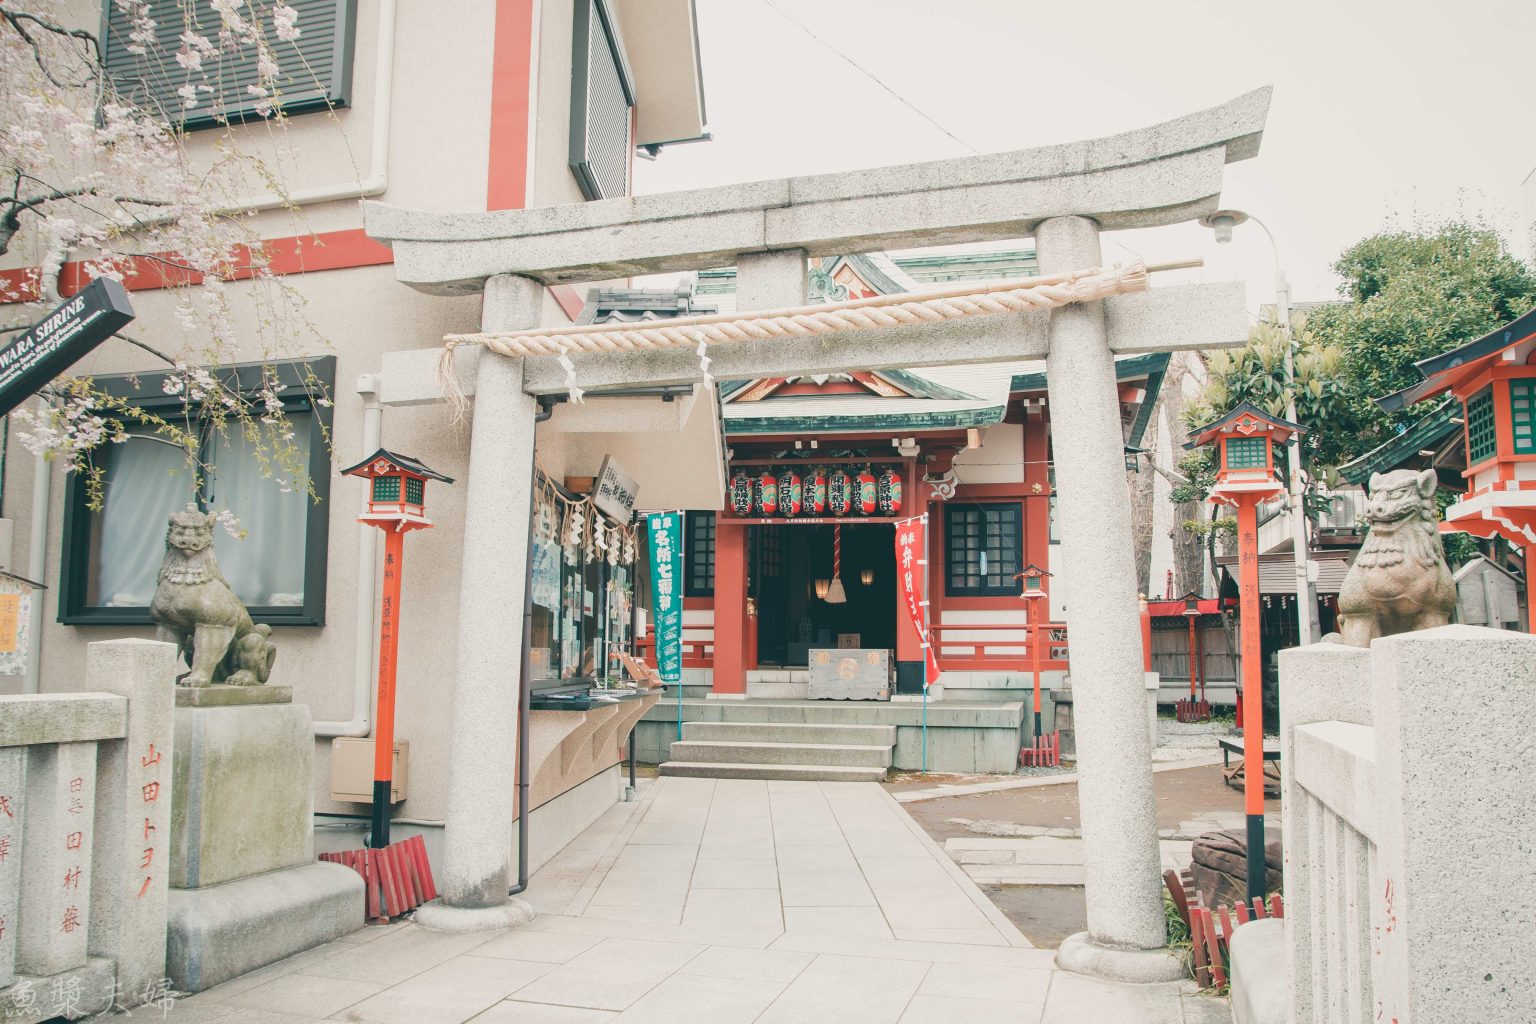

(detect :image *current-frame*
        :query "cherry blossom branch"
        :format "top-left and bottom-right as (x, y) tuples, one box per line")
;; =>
(0, 5), (100, 87)
(0, 188), (170, 256)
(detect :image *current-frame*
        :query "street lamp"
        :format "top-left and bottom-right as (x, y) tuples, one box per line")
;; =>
(1200, 209), (1317, 645)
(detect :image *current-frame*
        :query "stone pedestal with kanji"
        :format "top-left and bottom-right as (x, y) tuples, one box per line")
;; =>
(164, 690), (362, 992)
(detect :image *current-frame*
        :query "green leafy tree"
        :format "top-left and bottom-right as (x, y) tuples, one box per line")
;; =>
(1188, 316), (1347, 506)
(1180, 219), (1535, 570)
(1307, 220), (1536, 470)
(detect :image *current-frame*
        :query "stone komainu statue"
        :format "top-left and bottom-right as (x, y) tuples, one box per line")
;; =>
(149, 508), (277, 687)
(1331, 468), (1457, 648)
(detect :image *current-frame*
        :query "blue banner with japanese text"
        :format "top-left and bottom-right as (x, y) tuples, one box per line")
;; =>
(647, 513), (684, 683)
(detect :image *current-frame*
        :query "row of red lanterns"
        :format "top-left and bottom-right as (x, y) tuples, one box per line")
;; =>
(729, 466), (903, 517)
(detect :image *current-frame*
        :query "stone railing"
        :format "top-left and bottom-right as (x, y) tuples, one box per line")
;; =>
(0, 640), (176, 1023)
(1279, 626), (1535, 1024)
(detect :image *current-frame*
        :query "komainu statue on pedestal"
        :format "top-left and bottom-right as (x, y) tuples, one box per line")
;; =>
(1330, 468), (1457, 647)
(150, 508), (277, 687)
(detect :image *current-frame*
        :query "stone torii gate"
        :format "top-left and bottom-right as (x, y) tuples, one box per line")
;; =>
(363, 88), (1270, 981)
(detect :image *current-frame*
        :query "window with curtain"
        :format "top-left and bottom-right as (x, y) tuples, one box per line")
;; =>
(60, 357), (334, 626)
(945, 502), (1022, 597)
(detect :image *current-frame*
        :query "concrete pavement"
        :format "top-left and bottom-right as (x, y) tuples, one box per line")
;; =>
(152, 778), (1227, 1023)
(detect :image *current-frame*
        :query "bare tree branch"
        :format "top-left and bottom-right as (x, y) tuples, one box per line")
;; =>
(115, 331), (178, 366)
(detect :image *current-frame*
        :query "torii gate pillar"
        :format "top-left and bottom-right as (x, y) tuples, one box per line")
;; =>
(1039, 217), (1183, 981)
(414, 274), (541, 931)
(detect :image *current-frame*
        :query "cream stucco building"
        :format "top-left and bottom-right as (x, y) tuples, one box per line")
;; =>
(0, 0), (712, 869)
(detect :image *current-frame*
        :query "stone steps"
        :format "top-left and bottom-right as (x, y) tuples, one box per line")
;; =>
(643, 699), (1021, 729)
(668, 739), (893, 768)
(657, 761), (888, 783)
(660, 713), (898, 781)
(683, 721), (898, 745)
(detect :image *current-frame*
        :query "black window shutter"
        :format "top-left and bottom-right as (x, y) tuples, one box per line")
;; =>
(569, 0), (635, 201)
(102, 0), (357, 132)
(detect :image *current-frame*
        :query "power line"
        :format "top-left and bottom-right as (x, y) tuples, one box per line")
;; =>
(758, 0), (979, 155)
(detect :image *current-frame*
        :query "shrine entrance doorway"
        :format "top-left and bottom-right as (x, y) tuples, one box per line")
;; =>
(752, 523), (896, 667)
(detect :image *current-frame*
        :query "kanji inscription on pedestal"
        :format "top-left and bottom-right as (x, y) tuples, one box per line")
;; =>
(17, 742), (96, 977)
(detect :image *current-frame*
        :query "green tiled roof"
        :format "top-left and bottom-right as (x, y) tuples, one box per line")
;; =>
(1009, 352), (1171, 449)
(724, 405), (1007, 436)
(1338, 399), (1460, 484)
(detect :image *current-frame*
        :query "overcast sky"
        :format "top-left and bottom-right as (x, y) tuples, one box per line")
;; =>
(634, 0), (1536, 314)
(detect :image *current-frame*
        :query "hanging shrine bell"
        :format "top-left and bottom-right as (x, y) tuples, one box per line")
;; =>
(340, 448), (454, 849)
(1184, 401), (1304, 903)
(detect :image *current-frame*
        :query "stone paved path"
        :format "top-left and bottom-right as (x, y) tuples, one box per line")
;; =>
(153, 778), (1228, 1023)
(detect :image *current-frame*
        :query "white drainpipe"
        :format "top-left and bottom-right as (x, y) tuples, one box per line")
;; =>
(315, 375), (383, 737)
(267, 0), (397, 210)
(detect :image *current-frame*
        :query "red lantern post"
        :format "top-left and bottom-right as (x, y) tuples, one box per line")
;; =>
(1186, 403), (1304, 902)
(1015, 564), (1056, 766)
(342, 449), (453, 848)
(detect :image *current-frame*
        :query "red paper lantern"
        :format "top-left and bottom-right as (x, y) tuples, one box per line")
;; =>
(877, 467), (902, 515)
(756, 471), (778, 515)
(730, 471), (753, 515)
(806, 469), (827, 515)
(828, 469), (852, 516)
(856, 467), (877, 515)
(777, 469), (803, 516)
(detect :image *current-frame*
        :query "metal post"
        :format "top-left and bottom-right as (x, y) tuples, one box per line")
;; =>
(1275, 268), (1315, 644)
(1236, 495), (1266, 902)
(1246, 216), (1314, 645)
(370, 527), (405, 848)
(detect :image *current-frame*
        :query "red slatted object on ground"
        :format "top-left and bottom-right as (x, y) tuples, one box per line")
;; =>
(1175, 698), (1213, 723)
(1018, 730), (1061, 767)
(1164, 867), (1282, 989)
(320, 834), (438, 922)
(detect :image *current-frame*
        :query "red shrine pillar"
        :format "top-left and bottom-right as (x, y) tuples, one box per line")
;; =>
(1526, 544), (1536, 632)
(712, 522), (749, 695)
